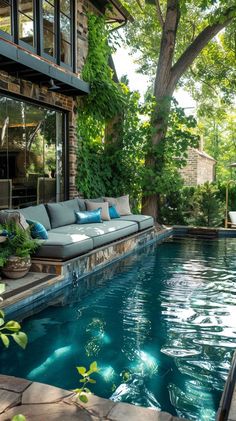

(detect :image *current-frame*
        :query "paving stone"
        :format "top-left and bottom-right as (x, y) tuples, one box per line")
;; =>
(66, 393), (116, 417)
(108, 403), (185, 421)
(0, 389), (21, 414)
(22, 381), (73, 404)
(0, 403), (100, 421)
(0, 374), (31, 392)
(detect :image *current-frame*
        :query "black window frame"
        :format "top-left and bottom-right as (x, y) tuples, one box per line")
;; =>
(0, 90), (69, 202)
(0, 0), (75, 72)
(18, 0), (36, 53)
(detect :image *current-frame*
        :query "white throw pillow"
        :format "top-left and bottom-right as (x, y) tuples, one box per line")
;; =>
(85, 200), (110, 221)
(229, 211), (236, 224)
(103, 195), (131, 216)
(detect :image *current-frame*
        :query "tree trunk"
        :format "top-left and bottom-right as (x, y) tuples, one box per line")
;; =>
(141, 0), (235, 221)
(142, 0), (180, 221)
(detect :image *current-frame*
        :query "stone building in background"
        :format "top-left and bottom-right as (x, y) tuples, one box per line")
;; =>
(179, 146), (216, 186)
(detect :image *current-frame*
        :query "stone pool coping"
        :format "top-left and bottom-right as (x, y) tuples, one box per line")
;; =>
(0, 374), (187, 421)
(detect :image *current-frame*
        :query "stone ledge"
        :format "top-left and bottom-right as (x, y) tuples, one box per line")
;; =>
(0, 375), (188, 421)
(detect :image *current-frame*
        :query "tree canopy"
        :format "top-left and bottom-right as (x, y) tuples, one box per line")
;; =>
(120, 0), (236, 219)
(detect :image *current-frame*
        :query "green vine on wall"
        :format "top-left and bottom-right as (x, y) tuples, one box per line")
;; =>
(76, 13), (127, 198)
(80, 13), (125, 121)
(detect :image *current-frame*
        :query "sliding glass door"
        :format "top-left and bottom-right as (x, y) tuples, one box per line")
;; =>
(0, 95), (65, 208)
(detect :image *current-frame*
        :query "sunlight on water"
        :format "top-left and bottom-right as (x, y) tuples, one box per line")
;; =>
(0, 237), (236, 421)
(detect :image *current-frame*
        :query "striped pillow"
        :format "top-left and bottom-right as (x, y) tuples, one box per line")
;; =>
(27, 220), (48, 240)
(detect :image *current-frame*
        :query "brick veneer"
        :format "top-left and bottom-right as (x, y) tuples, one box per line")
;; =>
(0, 0), (95, 199)
(180, 147), (216, 186)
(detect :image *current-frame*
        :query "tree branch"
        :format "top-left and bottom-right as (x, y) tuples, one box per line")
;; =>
(170, 9), (235, 90)
(154, 0), (164, 29)
(154, 0), (180, 98)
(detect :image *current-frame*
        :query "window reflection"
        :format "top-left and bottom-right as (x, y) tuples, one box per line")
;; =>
(60, 0), (72, 66)
(18, 0), (34, 47)
(43, 0), (55, 57)
(0, 96), (64, 208)
(0, 0), (11, 35)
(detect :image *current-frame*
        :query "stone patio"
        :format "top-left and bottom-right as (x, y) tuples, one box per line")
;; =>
(0, 374), (187, 421)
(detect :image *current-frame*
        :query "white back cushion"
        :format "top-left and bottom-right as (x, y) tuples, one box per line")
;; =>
(229, 211), (236, 224)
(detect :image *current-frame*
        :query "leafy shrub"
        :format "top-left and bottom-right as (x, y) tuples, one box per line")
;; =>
(159, 182), (225, 227)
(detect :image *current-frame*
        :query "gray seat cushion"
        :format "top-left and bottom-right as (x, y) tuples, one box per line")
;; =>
(51, 220), (138, 248)
(119, 214), (154, 230)
(35, 232), (93, 260)
(20, 204), (51, 231)
(46, 199), (80, 228)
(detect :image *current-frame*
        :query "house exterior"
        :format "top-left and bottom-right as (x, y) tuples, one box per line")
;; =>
(0, 0), (130, 210)
(179, 147), (216, 186)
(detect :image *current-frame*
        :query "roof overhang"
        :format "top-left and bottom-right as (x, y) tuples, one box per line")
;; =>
(91, 0), (133, 24)
(0, 39), (90, 97)
(106, 0), (134, 23)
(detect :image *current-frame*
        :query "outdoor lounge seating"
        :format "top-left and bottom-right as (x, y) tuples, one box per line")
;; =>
(18, 198), (154, 260)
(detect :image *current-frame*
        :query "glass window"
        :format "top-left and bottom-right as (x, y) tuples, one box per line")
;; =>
(0, 0), (12, 35)
(0, 95), (65, 208)
(59, 0), (72, 66)
(43, 0), (55, 57)
(18, 0), (34, 47)
(60, 0), (70, 16)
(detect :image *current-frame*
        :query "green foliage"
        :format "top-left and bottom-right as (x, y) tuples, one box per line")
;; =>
(159, 182), (226, 227)
(191, 182), (225, 226)
(0, 221), (39, 268)
(141, 97), (199, 197)
(0, 284), (28, 349)
(77, 87), (147, 209)
(11, 416), (26, 421)
(80, 13), (125, 121)
(124, 0), (236, 102)
(74, 361), (99, 403)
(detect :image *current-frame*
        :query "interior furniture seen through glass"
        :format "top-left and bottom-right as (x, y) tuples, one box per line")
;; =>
(0, 95), (65, 209)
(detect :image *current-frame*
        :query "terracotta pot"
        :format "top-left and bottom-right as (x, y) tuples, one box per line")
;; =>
(2, 256), (31, 279)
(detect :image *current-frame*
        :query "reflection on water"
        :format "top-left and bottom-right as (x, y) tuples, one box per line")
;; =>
(0, 238), (236, 421)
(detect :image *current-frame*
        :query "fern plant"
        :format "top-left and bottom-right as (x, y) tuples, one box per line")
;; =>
(0, 221), (39, 268)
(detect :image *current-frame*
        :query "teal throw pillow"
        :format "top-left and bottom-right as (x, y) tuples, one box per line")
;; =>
(27, 220), (48, 240)
(75, 208), (102, 224)
(109, 205), (120, 219)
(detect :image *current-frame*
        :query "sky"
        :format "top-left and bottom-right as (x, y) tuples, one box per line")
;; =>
(113, 47), (196, 112)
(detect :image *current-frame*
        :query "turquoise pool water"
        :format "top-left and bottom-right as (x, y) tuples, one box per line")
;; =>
(1, 237), (236, 420)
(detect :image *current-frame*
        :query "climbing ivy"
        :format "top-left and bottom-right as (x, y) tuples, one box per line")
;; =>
(76, 13), (199, 212)
(80, 13), (125, 121)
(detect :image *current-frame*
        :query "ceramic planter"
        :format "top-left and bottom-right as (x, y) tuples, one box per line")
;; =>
(2, 256), (31, 279)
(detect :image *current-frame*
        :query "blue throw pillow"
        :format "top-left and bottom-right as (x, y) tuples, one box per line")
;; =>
(75, 208), (102, 224)
(109, 205), (120, 219)
(27, 220), (48, 240)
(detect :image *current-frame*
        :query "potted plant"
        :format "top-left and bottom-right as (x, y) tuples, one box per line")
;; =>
(0, 221), (39, 279)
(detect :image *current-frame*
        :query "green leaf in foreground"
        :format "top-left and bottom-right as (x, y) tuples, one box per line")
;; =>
(12, 332), (28, 349)
(77, 366), (87, 376)
(89, 361), (98, 372)
(0, 333), (10, 348)
(4, 320), (21, 332)
(79, 394), (88, 403)
(11, 415), (26, 421)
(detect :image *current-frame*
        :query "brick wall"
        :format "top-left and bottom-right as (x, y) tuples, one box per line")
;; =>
(179, 148), (198, 186)
(179, 148), (216, 186)
(197, 152), (215, 185)
(0, 0), (107, 199)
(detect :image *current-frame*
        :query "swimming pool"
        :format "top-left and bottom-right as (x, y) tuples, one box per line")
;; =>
(1, 237), (236, 421)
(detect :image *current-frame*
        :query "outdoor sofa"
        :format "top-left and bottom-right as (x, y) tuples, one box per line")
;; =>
(18, 198), (154, 261)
